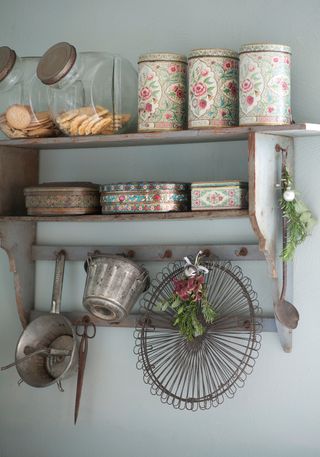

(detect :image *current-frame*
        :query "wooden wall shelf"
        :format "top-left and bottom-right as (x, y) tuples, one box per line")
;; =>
(0, 124), (317, 351)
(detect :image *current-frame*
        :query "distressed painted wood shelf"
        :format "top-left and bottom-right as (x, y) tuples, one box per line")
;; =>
(1, 124), (319, 352)
(0, 123), (319, 149)
(0, 209), (248, 222)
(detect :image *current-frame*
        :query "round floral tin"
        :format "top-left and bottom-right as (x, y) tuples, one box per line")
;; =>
(138, 53), (187, 132)
(239, 43), (291, 125)
(100, 182), (190, 213)
(188, 48), (239, 129)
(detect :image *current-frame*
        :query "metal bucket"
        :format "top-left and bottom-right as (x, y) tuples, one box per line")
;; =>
(83, 255), (149, 322)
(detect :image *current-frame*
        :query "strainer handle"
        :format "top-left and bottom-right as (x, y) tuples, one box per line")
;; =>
(51, 250), (66, 314)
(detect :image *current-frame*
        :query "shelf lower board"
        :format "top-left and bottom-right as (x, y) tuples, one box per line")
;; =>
(30, 310), (277, 332)
(0, 209), (249, 222)
(0, 123), (319, 149)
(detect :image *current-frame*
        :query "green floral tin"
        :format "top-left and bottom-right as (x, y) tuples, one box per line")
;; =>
(100, 182), (190, 213)
(239, 43), (291, 125)
(191, 181), (248, 210)
(188, 48), (239, 129)
(138, 53), (187, 132)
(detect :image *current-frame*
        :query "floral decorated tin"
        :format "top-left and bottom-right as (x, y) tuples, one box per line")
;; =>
(239, 43), (291, 125)
(100, 182), (190, 213)
(138, 53), (187, 132)
(188, 48), (239, 129)
(191, 181), (248, 211)
(24, 182), (100, 215)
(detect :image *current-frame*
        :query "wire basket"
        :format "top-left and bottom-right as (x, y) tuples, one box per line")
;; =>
(134, 259), (262, 411)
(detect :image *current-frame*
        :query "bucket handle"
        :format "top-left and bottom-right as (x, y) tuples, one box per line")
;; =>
(51, 250), (66, 314)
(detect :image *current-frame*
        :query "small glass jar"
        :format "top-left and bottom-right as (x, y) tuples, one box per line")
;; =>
(188, 48), (239, 129)
(239, 43), (292, 125)
(37, 42), (137, 136)
(0, 46), (56, 139)
(138, 53), (187, 132)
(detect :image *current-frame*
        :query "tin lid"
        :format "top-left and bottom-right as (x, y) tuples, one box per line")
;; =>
(37, 42), (77, 85)
(191, 180), (248, 188)
(0, 46), (17, 82)
(188, 48), (239, 60)
(138, 53), (187, 64)
(239, 43), (291, 54)
(24, 182), (99, 193)
(100, 182), (190, 192)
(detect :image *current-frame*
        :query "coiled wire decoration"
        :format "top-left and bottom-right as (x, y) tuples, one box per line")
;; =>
(134, 258), (262, 411)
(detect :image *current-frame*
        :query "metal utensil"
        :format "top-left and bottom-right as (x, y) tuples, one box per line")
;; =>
(74, 316), (96, 424)
(275, 216), (299, 329)
(13, 250), (78, 387)
(274, 150), (299, 329)
(1, 348), (71, 371)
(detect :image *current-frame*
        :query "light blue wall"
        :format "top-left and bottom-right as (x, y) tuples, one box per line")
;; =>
(0, 1), (320, 456)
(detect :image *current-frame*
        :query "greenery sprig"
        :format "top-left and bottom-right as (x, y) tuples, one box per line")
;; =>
(157, 274), (217, 341)
(280, 167), (316, 261)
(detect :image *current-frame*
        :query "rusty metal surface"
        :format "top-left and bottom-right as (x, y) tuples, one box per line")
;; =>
(134, 259), (262, 411)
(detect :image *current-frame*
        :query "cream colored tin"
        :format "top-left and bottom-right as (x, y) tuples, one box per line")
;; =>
(239, 43), (291, 125)
(191, 181), (248, 210)
(138, 53), (187, 132)
(188, 48), (239, 129)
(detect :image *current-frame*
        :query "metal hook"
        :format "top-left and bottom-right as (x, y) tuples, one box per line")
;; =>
(56, 380), (64, 392)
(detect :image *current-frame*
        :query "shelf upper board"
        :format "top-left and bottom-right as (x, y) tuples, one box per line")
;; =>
(0, 124), (319, 149)
(0, 209), (249, 222)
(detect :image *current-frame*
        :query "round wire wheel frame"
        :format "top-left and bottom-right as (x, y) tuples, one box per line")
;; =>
(134, 259), (263, 411)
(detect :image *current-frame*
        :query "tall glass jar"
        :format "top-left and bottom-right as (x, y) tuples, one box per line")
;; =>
(239, 43), (291, 125)
(37, 42), (137, 136)
(0, 46), (56, 139)
(138, 53), (187, 132)
(188, 48), (239, 128)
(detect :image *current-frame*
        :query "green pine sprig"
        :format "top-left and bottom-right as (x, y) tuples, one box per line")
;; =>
(280, 167), (316, 261)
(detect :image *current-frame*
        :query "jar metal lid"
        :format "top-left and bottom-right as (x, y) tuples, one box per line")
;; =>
(0, 46), (17, 82)
(37, 42), (77, 85)
(188, 48), (239, 60)
(138, 53), (187, 64)
(239, 43), (291, 54)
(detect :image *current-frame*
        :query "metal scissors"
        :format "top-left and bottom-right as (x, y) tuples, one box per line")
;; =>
(74, 315), (96, 425)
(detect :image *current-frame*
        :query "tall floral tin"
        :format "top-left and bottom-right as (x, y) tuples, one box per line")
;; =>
(239, 43), (291, 125)
(188, 48), (239, 129)
(138, 53), (187, 132)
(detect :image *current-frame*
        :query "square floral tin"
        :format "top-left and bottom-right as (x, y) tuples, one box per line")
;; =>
(100, 182), (190, 213)
(191, 181), (248, 211)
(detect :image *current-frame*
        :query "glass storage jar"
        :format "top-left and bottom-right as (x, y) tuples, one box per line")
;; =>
(0, 46), (56, 139)
(37, 42), (137, 136)
(239, 43), (292, 125)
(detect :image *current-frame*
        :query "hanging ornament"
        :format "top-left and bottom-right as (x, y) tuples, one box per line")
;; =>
(283, 186), (295, 202)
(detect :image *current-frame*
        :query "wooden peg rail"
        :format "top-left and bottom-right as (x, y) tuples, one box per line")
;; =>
(31, 243), (264, 262)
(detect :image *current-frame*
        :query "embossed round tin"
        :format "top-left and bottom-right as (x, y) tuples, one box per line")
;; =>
(100, 182), (190, 213)
(138, 53), (187, 132)
(188, 48), (239, 129)
(239, 43), (291, 125)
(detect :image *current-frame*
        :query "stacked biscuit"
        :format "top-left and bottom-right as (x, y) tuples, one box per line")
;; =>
(0, 104), (58, 138)
(56, 105), (131, 136)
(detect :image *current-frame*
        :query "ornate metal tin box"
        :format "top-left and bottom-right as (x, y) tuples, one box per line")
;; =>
(24, 182), (100, 215)
(191, 181), (248, 210)
(138, 53), (187, 132)
(239, 43), (291, 125)
(188, 48), (239, 129)
(100, 182), (190, 213)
